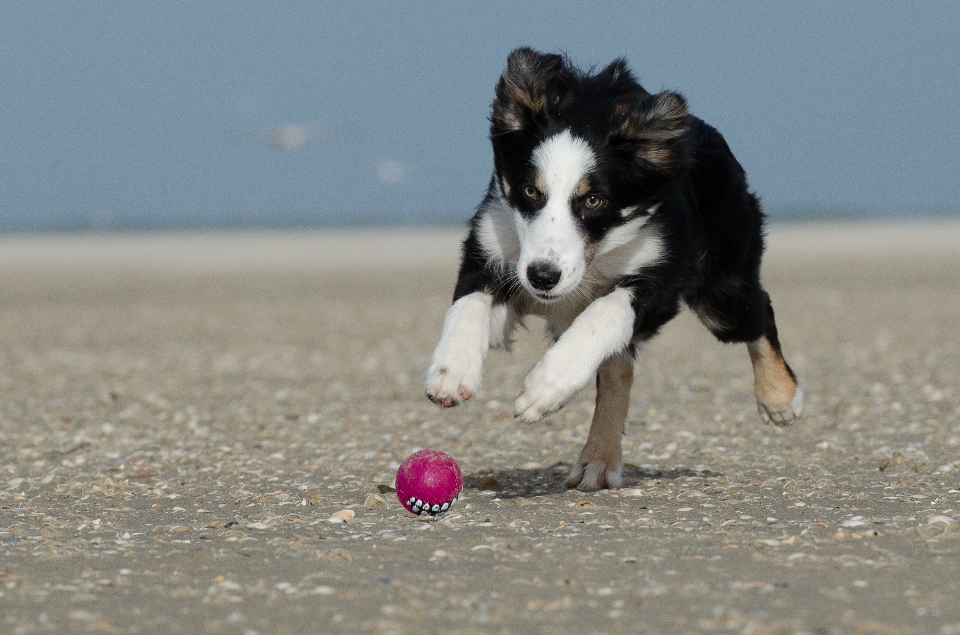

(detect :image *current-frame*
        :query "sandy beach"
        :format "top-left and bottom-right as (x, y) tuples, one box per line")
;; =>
(1, 220), (959, 634)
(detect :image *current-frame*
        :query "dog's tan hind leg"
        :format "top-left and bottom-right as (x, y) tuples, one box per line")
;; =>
(747, 335), (803, 426)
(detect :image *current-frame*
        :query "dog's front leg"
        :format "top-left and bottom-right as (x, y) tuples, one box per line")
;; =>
(425, 291), (501, 408)
(565, 350), (634, 491)
(514, 287), (635, 423)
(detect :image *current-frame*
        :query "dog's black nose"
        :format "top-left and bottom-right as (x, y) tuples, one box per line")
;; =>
(526, 261), (562, 291)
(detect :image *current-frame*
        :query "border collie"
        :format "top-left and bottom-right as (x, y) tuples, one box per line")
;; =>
(425, 48), (803, 491)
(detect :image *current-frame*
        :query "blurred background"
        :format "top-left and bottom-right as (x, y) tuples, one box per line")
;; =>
(2, 2), (958, 232)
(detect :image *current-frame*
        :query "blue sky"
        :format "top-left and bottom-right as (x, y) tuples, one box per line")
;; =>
(2, 2), (959, 230)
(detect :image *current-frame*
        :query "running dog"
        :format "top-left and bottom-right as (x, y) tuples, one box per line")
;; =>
(425, 48), (802, 491)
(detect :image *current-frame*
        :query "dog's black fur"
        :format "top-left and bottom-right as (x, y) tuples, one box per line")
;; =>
(457, 48), (779, 350)
(426, 48), (800, 490)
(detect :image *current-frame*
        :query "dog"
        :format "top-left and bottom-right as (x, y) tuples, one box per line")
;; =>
(425, 48), (803, 491)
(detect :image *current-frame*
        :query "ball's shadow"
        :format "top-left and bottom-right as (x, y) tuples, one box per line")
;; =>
(463, 463), (722, 498)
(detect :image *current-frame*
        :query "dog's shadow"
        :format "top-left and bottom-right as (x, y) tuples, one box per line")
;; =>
(463, 463), (722, 498)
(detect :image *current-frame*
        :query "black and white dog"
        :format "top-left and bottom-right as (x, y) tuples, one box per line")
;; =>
(425, 48), (802, 491)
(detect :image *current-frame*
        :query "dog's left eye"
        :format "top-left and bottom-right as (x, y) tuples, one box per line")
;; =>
(584, 195), (604, 209)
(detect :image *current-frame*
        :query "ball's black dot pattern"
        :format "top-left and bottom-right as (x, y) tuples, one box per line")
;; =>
(406, 495), (457, 516)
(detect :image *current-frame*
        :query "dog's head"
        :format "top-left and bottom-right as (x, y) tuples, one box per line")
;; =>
(489, 48), (690, 302)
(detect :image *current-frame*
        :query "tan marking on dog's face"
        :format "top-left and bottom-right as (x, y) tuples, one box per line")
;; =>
(747, 337), (797, 408)
(533, 171), (545, 194)
(576, 176), (591, 198)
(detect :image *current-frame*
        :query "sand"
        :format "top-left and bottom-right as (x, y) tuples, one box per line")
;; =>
(1, 220), (959, 634)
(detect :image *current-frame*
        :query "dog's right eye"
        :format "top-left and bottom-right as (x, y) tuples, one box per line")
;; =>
(522, 185), (540, 200)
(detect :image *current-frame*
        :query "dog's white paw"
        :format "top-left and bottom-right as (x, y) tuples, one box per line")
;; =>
(564, 461), (623, 491)
(513, 357), (579, 423)
(425, 353), (482, 409)
(758, 385), (804, 427)
(425, 293), (493, 408)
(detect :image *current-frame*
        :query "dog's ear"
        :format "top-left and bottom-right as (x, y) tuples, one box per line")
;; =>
(614, 91), (691, 177)
(597, 57), (634, 89)
(491, 48), (568, 134)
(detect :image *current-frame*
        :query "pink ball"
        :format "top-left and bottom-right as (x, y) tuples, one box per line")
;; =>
(395, 449), (463, 516)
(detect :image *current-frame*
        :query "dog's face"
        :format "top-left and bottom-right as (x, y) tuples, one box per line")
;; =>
(488, 48), (690, 302)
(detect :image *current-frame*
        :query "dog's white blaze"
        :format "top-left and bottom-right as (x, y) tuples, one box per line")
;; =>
(517, 130), (596, 297)
(532, 129), (596, 196)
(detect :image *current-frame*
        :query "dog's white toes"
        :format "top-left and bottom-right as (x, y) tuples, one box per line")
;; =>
(564, 461), (623, 491)
(757, 386), (804, 427)
(513, 394), (555, 423)
(513, 386), (565, 423)
(425, 363), (479, 409)
(514, 360), (578, 423)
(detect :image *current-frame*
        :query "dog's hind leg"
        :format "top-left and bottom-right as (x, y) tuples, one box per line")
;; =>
(746, 292), (803, 426)
(694, 285), (802, 426)
(564, 349), (634, 491)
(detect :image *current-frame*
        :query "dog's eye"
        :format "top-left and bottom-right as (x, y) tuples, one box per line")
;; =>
(584, 195), (604, 209)
(522, 185), (540, 200)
